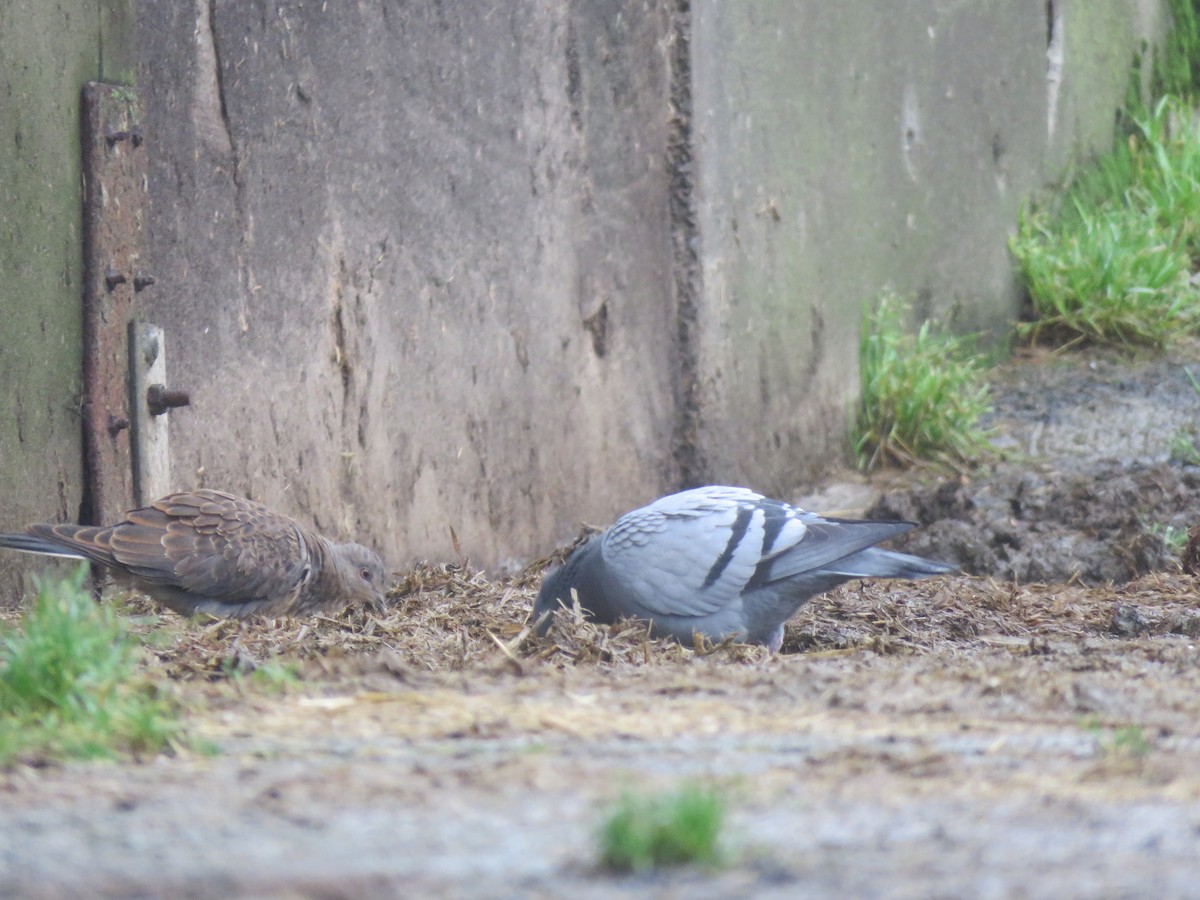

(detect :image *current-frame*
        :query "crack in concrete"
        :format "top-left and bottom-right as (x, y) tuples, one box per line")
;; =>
(667, 0), (704, 489)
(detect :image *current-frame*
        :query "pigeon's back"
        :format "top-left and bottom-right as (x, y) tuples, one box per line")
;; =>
(538, 485), (955, 651)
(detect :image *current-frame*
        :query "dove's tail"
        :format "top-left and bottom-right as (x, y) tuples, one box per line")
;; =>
(0, 525), (115, 565)
(822, 546), (957, 580)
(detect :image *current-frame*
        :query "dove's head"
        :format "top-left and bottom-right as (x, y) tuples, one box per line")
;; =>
(333, 541), (389, 607)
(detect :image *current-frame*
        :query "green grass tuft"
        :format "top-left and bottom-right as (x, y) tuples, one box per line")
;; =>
(1084, 717), (1154, 760)
(1011, 97), (1200, 350)
(1147, 521), (1189, 557)
(854, 291), (993, 470)
(0, 566), (178, 766)
(1169, 428), (1200, 466)
(248, 658), (302, 694)
(599, 783), (726, 872)
(1109, 725), (1153, 758)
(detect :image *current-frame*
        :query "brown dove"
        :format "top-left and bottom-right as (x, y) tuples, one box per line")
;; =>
(0, 489), (388, 618)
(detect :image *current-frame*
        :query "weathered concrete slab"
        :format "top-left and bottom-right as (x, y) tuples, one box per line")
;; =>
(136, 0), (677, 569)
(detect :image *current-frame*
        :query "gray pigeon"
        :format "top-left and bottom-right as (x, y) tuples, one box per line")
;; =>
(535, 485), (955, 652)
(0, 489), (388, 618)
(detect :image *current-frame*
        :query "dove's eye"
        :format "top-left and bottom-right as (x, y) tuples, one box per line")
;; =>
(360, 567), (374, 582)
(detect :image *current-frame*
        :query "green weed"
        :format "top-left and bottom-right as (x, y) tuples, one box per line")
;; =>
(0, 566), (178, 766)
(854, 291), (993, 470)
(248, 658), (301, 694)
(1146, 521), (1189, 556)
(1011, 97), (1200, 349)
(1185, 366), (1200, 397)
(1012, 205), (1193, 348)
(1083, 717), (1154, 760)
(1153, 0), (1200, 102)
(1110, 725), (1152, 758)
(1169, 428), (1200, 465)
(599, 783), (726, 872)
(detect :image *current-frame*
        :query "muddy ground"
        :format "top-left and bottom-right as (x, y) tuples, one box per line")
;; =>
(4, 344), (1200, 898)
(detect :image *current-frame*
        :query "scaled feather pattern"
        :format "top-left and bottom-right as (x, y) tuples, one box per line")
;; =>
(0, 489), (387, 618)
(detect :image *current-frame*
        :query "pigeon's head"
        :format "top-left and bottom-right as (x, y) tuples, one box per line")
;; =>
(333, 542), (389, 607)
(534, 564), (571, 635)
(533, 539), (599, 635)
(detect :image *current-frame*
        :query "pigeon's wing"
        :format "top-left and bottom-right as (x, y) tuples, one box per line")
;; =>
(599, 486), (804, 618)
(104, 490), (310, 605)
(601, 486), (917, 618)
(751, 513), (916, 585)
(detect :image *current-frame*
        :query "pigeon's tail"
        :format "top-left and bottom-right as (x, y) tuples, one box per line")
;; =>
(823, 546), (957, 580)
(0, 525), (112, 565)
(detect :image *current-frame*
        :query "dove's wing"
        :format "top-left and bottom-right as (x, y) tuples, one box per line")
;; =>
(24, 490), (312, 607)
(126, 490), (312, 605)
(601, 486), (915, 619)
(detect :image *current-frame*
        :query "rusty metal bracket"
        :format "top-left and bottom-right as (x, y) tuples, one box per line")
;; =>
(81, 83), (151, 525)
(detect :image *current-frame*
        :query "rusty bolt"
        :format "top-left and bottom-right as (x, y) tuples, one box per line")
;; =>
(104, 123), (143, 147)
(147, 384), (191, 416)
(133, 271), (156, 292)
(104, 265), (127, 292)
(107, 414), (130, 436)
(104, 124), (130, 146)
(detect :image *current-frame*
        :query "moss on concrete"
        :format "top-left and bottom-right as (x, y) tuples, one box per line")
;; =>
(0, 1), (105, 603)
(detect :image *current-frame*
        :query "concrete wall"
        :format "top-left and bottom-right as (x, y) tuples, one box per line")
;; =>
(133, 0), (1163, 569)
(688, 0), (1165, 494)
(0, 0), (136, 600)
(136, 0), (678, 569)
(0, 1), (1167, 591)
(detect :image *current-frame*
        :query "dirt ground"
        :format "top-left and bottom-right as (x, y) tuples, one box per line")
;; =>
(4, 344), (1200, 898)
